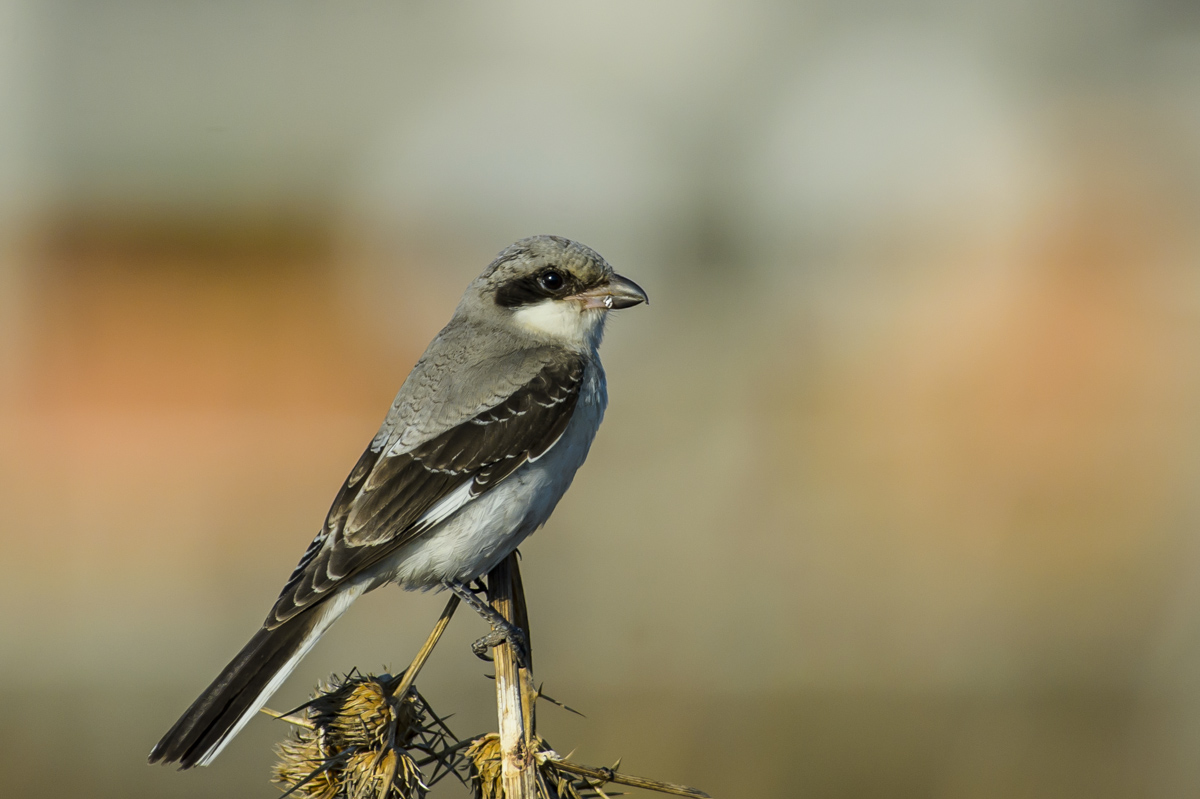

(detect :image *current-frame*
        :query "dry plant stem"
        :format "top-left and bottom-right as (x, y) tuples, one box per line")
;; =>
(487, 553), (539, 798)
(260, 706), (314, 729)
(392, 594), (461, 698)
(260, 594), (460, 727)
(544, 758), (712, 799)
(507, 559), (539, 738)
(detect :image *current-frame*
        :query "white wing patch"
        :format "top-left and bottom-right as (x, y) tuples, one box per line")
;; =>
(405, 480), (477, 536)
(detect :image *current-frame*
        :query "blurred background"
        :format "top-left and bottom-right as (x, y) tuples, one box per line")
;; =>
(2, 1), (1200, 797)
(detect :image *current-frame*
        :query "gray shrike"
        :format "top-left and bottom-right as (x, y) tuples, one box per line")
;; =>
(150, 235), (647, 769)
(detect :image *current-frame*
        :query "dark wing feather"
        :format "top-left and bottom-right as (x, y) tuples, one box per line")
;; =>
(266, 353), (586, 627)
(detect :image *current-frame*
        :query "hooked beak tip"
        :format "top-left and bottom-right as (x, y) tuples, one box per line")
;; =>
(576, 272), (648, 310)
(604, 272), (648, 310)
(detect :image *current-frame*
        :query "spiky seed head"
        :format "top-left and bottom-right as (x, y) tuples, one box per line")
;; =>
(310, 675), (421, 750)
(273, 672), (431, 799)
(466, 733), (597, 799)
(343, 748), (429, 799)
(465, 733), (504, 799)
(274, 734), (340, 799)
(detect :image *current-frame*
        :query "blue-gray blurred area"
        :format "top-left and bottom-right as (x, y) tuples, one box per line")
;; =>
(3, 2), (1200, 797)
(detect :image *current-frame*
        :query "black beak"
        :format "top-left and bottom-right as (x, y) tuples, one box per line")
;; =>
(602, 272), (649, 309)
(576, 272), (649, 310)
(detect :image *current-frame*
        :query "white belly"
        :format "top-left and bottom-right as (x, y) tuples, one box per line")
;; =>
(367, 363), (607, 589)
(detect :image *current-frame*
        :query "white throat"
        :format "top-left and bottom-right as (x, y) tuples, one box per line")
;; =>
(512, 300), (606, 349)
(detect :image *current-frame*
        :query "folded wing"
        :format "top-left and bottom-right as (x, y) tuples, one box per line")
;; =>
(267, 351), (586, 628)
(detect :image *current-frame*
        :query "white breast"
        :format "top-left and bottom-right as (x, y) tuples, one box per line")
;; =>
(367, 360), (608, 590)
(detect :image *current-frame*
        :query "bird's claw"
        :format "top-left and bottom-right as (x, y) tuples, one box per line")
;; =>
(471, 622), (529, 667)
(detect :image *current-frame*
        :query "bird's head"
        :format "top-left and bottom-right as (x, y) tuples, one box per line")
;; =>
(462, 235), (648, 350)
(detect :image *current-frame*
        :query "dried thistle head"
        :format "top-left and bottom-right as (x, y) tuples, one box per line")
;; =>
(273, 672), (436, 799)
(343, 748), (428, 799)
(465, 733), (600, 799)
(275, 733), (340, 799)
(312, 674), (422, 751)
(465, 733), (504, 799)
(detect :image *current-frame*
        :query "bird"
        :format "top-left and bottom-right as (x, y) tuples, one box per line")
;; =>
(149, 235), (647, 770)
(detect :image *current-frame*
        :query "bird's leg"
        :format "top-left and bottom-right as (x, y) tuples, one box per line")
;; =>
(442, 579), (529, 666)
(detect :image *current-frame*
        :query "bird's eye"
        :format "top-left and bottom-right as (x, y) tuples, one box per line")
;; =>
(538, 270), (565, 292)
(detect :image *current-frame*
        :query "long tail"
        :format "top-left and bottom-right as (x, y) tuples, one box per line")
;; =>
(148, 586), (362, 769)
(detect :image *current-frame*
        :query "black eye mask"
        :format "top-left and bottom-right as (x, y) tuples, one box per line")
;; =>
(494, 268), (591, 308)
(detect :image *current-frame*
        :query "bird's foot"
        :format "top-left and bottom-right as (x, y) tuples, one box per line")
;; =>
(470, 621), (529, 666)
(443, 579), (530, 667)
